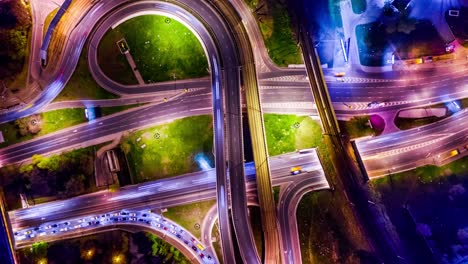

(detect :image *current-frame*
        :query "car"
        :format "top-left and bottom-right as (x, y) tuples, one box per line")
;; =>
(142, 214), (147, 217)
(129, 212), (136, 217)
(207, 255), (212, 260)
(120, 212), (128, 216)
(163, 226), (168, 230)
(170, 230), (176, 235)
(367, 101), (385, 108)
(184, 240), (189, 245)
(191, 246), (197, 252)
(334, 72), (345, 77)
(176, 234), (182, 239)
(191, 237), (196, 242)
(34, 227), (40, 231)
(200, 253), (205, 258)
(64, 222), (70, 226)
(290, 166), (302, 175)
(44, 225), (52, 230)
(138, 218), (144, 222)
(52, 224), (58, 228)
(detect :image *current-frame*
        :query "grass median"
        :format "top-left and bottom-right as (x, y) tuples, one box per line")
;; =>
(163, 200), (216, 239)
(98, 15), (208, 85)
(263, 114), (322, 156)
(120, 115), (214, 184)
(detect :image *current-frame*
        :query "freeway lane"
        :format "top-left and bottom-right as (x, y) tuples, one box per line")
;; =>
(0, 90), (212, 165)
(9, 151), (327, 231)
(14, 209), (216, 264)
(356, 109), (468, 177)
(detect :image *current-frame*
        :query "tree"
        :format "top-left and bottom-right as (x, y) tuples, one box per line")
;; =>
(65, 174), (86, 196)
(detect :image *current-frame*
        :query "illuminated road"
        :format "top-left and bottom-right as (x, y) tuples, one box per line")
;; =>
(1, 0), (468, 263)
(355, 108), (468, 178)
(14, 209), (216, 264)
(9, 151), (328, 241)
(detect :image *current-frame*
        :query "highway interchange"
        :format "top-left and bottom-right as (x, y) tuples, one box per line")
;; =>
(0, 0), (467, 263)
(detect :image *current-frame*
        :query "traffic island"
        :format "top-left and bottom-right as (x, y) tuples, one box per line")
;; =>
(263, 114), (322, 156)
(394, 99), (467, 130)
(54, 40), (119, 101)
(339, 116), (378, 139)
(162, 200), (216, 240)
(97, 15), (208, 85)
(120, 115), (214, 184)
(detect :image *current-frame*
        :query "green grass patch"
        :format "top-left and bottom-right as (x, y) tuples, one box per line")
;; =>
(339, 116), (374, 138)
(351, 0), (366, 14)
(247, 0), (302, 66)
(98, 15), (208, 84)
(374, 156), (468, 187)
(0, 0), (31, 89)
(263, 114), (322, 156)
(273, 186), (280, 205)
(163, 200), (216, 239)
(43, 8), (58, 38)
(297, 191), (377, 263)
(54, 42), (119, 102)
(120, 115), (214, 183)
(0, 108), (86, 147)
(296, 135), (378, 263)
